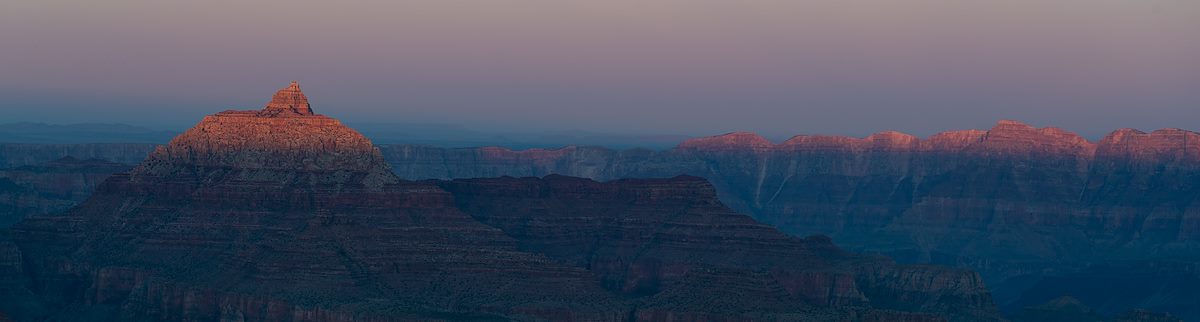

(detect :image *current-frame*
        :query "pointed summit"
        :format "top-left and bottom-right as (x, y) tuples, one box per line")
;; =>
(133, 81), (395, 185)
(259, 81), (313, 116)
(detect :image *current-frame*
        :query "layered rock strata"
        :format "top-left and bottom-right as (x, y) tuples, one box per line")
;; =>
(0, 82), (1002, 321)
(441, 175), (998, 321)
(0, 157), (131, 227)
(377, 120), (1200, 319)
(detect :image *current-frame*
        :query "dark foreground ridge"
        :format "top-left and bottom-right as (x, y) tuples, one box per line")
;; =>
(0, 83), (1002, 321)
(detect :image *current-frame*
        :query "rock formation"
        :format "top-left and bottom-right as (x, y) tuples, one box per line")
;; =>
(0, 82), (1003, 321)
(258, 81), (314, 116)
(440, 175), (997, 321)
(0, 157), (131, 227)
(375, 120), (1200, 320)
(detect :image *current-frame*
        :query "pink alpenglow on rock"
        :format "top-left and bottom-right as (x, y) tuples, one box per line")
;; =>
(0, 81), (1004, 322)
(132, 81), (395, 185)
(258, 81), (314, 117)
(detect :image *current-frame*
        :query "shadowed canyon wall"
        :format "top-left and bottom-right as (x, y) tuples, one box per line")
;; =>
(0, 157), (132, 227)
(378, 120), (1200, 319)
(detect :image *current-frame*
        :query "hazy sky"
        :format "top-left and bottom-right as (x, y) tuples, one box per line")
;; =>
(2, 0), (1198, 139)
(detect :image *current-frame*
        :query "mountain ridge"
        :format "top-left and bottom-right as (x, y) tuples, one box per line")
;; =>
(0, 82), (1004, 321)
(678, 119), (1196, 160)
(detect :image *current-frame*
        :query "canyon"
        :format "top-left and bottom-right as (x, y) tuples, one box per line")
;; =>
(0, 157), (132, 227)
(0, 83), (1007, 321)
(375, 121), (1200, 320)
(2, 121), (1195, 320)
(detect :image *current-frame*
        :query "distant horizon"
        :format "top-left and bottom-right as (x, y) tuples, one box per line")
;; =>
(3, 115), (1197, 150)
(4, 1), (1198, 140)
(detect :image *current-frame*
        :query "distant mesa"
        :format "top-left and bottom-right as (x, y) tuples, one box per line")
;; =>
(675, 119), (1200, 161)
(676, 131), (774, 151)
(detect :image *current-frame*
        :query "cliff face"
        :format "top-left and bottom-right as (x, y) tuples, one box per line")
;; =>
(377, 120), (1200, 319)
(12, 174), (631, 321)
(131, 110), (397, 187)
(440, 175), (997, 321)
(0, 234), (44, 322)
(0, 82), (1002, 321)
(0, 157), (132, 227)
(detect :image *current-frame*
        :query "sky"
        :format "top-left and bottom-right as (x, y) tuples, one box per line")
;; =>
(2, 0), (1198, 141)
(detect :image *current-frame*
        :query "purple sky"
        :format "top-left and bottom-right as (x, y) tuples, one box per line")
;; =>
(2, 0), (1198, 139)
